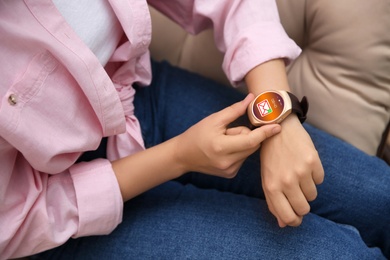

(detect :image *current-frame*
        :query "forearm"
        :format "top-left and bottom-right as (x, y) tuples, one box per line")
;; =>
(245, 59), (291, 95)
(112, 137), (184, 202)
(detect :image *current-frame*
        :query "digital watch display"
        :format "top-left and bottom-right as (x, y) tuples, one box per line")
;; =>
(247, 90), (308, 127)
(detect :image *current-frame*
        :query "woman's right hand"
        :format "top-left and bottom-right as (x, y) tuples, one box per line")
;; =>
(113, 93), (280, 201)
(174, 94), (281, 178)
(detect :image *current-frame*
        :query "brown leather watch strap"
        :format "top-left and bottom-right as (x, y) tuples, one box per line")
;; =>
(287, 92), (309, 123)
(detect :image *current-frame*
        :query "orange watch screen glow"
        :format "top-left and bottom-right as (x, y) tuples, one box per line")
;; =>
(252, 92), (284, 122)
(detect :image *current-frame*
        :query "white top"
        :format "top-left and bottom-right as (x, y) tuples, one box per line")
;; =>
(52, 0), (123, 65)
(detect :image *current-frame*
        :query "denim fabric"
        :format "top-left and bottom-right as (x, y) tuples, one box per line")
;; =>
(33, 61), (389, 259)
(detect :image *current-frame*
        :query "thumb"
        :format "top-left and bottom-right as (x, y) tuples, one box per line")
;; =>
(217, 93), (254, 126)
(249, 124), (282, 144)
(221, 124), (281, 153)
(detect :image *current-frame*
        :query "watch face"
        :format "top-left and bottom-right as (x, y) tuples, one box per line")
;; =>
(252, 92), (285, 122)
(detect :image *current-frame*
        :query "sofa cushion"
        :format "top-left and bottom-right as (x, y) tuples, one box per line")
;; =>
(278, 0), (390, 156)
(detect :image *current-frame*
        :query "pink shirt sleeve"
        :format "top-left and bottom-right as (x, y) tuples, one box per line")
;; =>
(0, 155), (123, 259)
(148, 0), (301, 86)
(0, 47), (125, 258)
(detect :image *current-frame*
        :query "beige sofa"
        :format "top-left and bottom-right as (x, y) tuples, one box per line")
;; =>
(149, 1), (390, 165)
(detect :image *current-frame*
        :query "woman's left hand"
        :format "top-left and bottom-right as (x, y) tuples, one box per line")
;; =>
(260, 115), (324, 227)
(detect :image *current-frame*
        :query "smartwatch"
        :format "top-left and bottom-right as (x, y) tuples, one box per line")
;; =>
(247, 90), (308, 127)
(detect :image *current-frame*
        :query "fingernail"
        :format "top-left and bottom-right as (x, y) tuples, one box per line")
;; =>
(272, 126), (281, 134)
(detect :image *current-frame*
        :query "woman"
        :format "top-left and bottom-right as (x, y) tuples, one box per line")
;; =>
(0, 0), (388, 259)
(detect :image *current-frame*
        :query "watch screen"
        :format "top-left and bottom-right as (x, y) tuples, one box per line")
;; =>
(252, 92), (284, 122)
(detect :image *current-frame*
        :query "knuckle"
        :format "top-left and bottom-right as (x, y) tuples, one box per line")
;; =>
(297, 204), (311, 216)
(292, 218), (303, 227)
(267, 204), (275, 215)
(210, 140), (223, 154)
(264, 182), (280, 195)
(247, 134), (260, 148)
(280, 175), (295, 188)
(225, 169), (238, 179)
(305, 152), (319, 166)
(307, 191), (318, 202)
(215, 159), (232, 172)
(295, 168), (307, 179)
(285, 216), (302, 227)
(283, 215), (296, 225)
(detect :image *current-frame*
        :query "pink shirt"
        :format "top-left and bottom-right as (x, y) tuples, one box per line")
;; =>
(0, 0), (300, 258)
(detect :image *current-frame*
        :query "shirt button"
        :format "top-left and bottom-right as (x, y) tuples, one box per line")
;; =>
(8, 94), (17, 105)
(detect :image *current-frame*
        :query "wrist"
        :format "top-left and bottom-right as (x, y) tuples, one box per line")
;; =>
(171, 135), (191, 175)
(281, 113), (301, 127)
(111, 138), (186, 202)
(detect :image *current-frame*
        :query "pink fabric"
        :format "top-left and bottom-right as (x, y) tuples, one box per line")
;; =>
(0, 0), (300, 258)
(148, 0), (301, 86)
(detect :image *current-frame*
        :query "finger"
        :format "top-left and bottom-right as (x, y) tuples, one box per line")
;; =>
(284, 185), (311, 216)
(312, 160), (325, 185)
(300, 176), (318, 202)
(264, 192), (287, 228)
(277, 217), (287, 228)
(225, 126), (251, 136)
(220, 124), (281, 154)
(215, 93), (255, 127)
(269, 192), (303, 227)
(251, 124), (282, 142)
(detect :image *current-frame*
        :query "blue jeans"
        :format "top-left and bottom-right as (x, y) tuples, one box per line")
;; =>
(33, 61), (389, 259)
